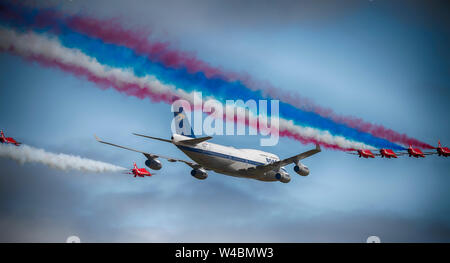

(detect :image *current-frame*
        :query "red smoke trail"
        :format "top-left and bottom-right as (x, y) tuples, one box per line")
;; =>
(0, 0), (432, 149)
(279, 130), (347, 151)
(10, 52), (180, 104)
(0, 3), (433, 149)
(329, 114), (434, 149)
(45, 62), (180, 104)
(65, 15), (433, 149)
(219, 107), (348, 151)
(234, 112), (347, 150)
(14, 49), (350, 150)
(3, 34), (349, 150)
(67, 16), (228, 78)
(0, 2), (431, 149)
(258, 85), (435, 149)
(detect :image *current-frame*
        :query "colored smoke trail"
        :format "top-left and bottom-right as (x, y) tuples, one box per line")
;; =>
(0, 27), (375, 150)
(0, 26), (181, 104)
(60, 7), (433, 149)
(254, 87), (434, 149)
(62, 15), (432, 149)
(0, 144), (125, 173)
(0, 2), (432, 149)
(0, 3), (432, 150)
(49, 26), (404, 150)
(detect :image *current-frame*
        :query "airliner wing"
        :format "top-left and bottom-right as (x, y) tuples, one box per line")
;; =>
(270, 144), (321, 168)
(94, 135), (201, 169)
(245, 144), (321, 172)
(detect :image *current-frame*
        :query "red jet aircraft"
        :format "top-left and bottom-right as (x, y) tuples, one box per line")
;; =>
(378, 149), (398, 158)
(406, 145), (425, 158)
(425, 141), (450, 157)
(126, 162), (153, 177)
(435, 141), (450, 157)
(349, 148), (397, 158)
(348, 149), (375, 158)
(0, 130), (21, 146)
(349, 142), (450, 159)
(349, 147), (414, 159)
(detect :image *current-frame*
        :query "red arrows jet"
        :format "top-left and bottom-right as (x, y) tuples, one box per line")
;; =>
(350, 148), (397, 159)
(406, 145), (425, 158)
(126, 162), (153, 177)
(435, 141), (450, 157)
(425, 141), (450, 157)
(348, 149), (375, 158)
(349, 143), (449, 159)
(379, 149), (398, 158)
(349, 148), (405, 159)
(0, 130), (21, 146)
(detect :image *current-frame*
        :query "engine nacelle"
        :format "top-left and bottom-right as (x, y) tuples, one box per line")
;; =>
(294, 163), (309, 176)
(275, 172), (291, 183)
(145, 158), (162, 170)
(190, 168), (208, 180)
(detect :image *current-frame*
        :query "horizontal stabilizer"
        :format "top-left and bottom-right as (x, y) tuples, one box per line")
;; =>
(179, 136), (212, 145)
(132, 133), (172, 143)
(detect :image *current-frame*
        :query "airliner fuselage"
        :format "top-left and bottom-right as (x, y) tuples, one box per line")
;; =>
(95, 108), (320, 183)
(172, 134), (289, 182)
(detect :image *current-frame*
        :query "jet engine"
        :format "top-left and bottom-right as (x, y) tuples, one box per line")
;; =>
(145, 158), (162, 170)
(190, 168), (208, 180)
(275, 172), (291, 183)
(294, 163), (309, 176)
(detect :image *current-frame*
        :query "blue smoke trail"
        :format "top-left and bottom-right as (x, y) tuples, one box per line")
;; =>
(0, 2), (405, 149)
(54, 28), (404, 149)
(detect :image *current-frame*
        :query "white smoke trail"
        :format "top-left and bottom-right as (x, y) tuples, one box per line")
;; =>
(0, 144), (125, 173)
(0, 26), (182, 99)
(0, 26), (375, 150)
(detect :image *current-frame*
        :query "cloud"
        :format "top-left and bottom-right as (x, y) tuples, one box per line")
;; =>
(1, 159), (449, 242)
(1, 0), (449, 243)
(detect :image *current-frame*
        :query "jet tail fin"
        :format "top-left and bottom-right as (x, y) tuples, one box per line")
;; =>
(173, 107), (196, 138)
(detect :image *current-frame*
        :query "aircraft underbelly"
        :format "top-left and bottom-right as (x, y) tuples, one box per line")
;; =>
(180, 149), (232, 169)
(177, 145), (278, 181)
(179, 148), (254, 177)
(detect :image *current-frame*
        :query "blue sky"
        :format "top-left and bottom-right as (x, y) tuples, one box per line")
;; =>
(0, 0), (449, 242)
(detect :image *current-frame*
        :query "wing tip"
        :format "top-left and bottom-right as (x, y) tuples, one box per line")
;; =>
(315, 143), (321, 152)
(94, 134), (101, 142)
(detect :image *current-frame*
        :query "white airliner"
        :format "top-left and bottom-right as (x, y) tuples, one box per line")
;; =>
(95, 108), (321, 183)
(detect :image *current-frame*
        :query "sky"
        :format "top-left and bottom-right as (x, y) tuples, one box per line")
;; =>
(0, 0), (449, 242)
